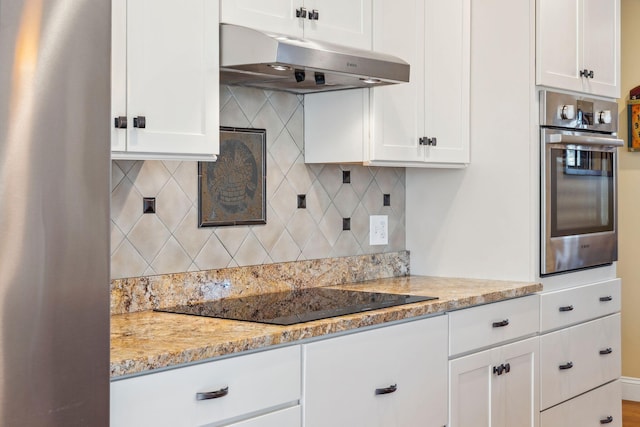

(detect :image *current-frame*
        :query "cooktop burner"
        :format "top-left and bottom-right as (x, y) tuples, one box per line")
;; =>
(155, 288), (437, 326)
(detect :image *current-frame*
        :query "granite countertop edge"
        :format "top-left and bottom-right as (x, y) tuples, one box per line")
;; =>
(110, 276), (542, 378)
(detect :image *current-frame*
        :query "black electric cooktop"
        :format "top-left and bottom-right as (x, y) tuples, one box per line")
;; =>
(155, 288), (437, 326)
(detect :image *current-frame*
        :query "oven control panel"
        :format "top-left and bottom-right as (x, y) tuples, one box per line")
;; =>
(542, 91), (618, 133)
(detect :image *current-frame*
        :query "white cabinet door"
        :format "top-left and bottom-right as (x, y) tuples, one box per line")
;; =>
(536, 0), (582, 93)
(369, 0), (469, 166)
(581, 0), (620, 98)
(536, 0), (620, 98)
(449, 337), (538, 427)
(303, 316), (448, 427)
(369, 0), (425, 164)
(112, 0), (219, 160)
(422, 0), (470, 165)
(304, 0), (371, 49)
(219, 0), (303, 38)
(220, 0), (370, 49)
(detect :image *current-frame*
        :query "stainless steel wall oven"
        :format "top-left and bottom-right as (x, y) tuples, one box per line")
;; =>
(541, 91), (623, 275)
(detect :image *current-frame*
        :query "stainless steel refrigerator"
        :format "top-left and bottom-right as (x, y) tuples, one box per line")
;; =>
(0, 0), (110, 425)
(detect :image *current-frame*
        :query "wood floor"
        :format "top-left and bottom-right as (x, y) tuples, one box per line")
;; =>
(624, 400), (640, 426)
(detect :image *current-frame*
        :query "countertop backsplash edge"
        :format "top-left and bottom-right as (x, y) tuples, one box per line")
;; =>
(110, 251), (411, 315)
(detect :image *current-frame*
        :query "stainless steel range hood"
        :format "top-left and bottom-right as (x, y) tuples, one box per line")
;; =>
(220, 24), (410, 94)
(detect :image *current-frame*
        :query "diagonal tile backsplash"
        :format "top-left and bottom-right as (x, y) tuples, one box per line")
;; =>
(110, 86), (406, 279)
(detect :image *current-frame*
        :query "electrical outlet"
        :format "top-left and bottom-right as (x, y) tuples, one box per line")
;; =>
(370, 215), (388, 245)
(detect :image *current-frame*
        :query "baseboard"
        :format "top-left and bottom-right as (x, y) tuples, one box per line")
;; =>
(622, 376), (640, 401)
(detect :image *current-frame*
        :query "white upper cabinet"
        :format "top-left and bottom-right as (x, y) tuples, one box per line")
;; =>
(537, 0), (620, 98)
(370, 0), (470, 167)
(220, 0), (372, 50)
(111, 0), (219, 160)
(304, 0), (470, 167)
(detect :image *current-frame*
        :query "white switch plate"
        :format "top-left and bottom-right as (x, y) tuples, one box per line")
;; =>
(370, 215), (388, 245)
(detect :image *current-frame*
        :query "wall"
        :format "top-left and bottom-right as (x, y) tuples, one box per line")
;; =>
(405, 0), (537, 281)
(110, 86), (406, 279)
(618, 0), (640, 379)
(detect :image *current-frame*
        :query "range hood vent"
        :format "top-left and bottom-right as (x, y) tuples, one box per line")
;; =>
(220, 24), (410, 94)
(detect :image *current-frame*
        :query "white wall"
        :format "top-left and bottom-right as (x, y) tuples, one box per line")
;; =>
(406, 0), (537, 281)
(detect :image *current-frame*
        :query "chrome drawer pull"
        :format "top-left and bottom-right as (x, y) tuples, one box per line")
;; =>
(375, 384), (397, 395)
(600, 415), (614, 424)
(559, 361), (574, 370)
(196, 386), (229, 401)
(559, 305), (574, 312)
(600, 347), (613, 355)
(492, 319), (509, 328)
(600, 296), (613, 302)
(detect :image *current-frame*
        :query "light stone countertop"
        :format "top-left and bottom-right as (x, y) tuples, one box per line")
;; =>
(111, 276), (542, 378)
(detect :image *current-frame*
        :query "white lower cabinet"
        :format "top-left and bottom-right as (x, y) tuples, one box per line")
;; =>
(110, 346), (301, 427)
(449, 336), (539, 427)
(540, 380), (621, 427)
(303, 315), (448, 427)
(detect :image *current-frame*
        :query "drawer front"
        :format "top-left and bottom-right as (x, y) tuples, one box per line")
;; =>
(111, 345), (301, 427)
(540, 313), (620, 410)
(541, 380), (621, 427)
(540, 278), (620, 332)
(303, 316), (448, 427)
(449, 295), (539, 356)
(224, 406), (300, 427)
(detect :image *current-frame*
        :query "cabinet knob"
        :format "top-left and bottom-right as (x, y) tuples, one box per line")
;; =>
(559, 361), (574, 370)
(296, 7), (307, 18)
(196, 386), (229, 401)
(559, 305), (574, 312)
(375, 384), (397, 395)
(308, 9), (319, 20)
(600, 416), (614, 424)
(133, 116), (146, 129)
(114, 116), (127, 129)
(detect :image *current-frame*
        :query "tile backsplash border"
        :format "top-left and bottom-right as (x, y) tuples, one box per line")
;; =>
(111, 251), (410, 314)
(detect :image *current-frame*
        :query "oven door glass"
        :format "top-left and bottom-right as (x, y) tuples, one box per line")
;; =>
(549, 146), (614, 237)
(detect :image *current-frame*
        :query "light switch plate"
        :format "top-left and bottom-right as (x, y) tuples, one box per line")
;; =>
(370, 215), (388, 245)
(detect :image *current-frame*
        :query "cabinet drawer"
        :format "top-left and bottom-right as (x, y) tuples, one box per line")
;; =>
(540, 313), (620, 410)
(540, 278), (620, 332)
(303, 316), (448, 427)
(448, 295), (539, 356)
(224, 406), (300, 427)
(541, 380), (621, 427)
(111, 345), (301, 427)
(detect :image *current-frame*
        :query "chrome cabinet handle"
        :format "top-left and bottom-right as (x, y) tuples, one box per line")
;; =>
(559, 305), (574, 312)
(133, 116), (146, 128)
(375, 384), (397, 395)
(559, 361), (574, 370)
(295, 7), (307, 18)
(600, 347), (613, 355)
(196, 386), (229, 401)
(600, 296), (613, 302)
(492, 319), (509, 328)
(600, 416), (613, 424)
(308, 9), (319, 20)
(114, 116), (127, 129)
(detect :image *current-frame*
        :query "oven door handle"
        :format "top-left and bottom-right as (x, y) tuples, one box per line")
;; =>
(548, 134), (624, 147)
